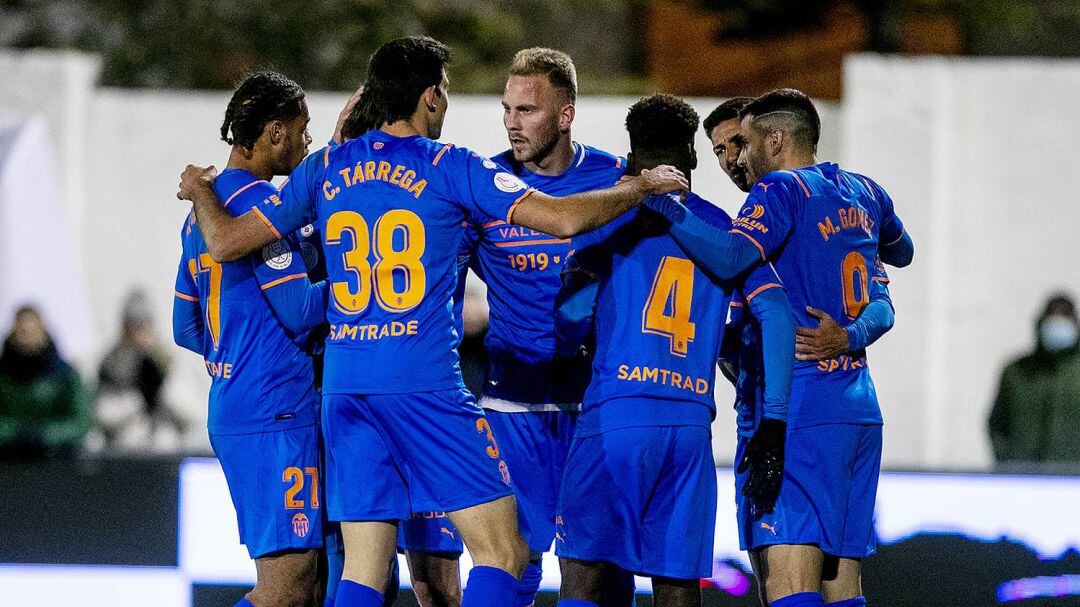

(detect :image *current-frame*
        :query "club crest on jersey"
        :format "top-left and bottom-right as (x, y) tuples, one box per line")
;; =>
(373, 141), (384, 150)
(292, 513), (310, 538)
(262, 240), (292, 270)
(494, 172), (527, 193)
(498, 460), (512, 486)
(300, 224), (314, 237)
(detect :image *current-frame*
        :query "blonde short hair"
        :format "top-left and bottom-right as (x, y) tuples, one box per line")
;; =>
(509, 47), (577, 103)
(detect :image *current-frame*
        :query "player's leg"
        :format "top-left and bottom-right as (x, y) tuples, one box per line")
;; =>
(321, 394), (411, 606)
(820, 556), (863, 606)
(405, 550), (462, 607)
(247, 549), (320, 607)
(373, 389), (527, 606)
(597, 567), (636, 607)
(448, 494), (530, 605)
(398, 508), (463, 607)
(558, 557), (605, 605)
(336, 521), (399, 605)
(651, 576), (699, 607)
(821, 424), (882, 607)
(480, 409), (568, 607)
(757, 544), (824, 603)
(211, 425), (325, 607)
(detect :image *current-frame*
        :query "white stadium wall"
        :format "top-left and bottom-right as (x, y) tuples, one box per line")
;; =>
(2, 48), (1076, 469)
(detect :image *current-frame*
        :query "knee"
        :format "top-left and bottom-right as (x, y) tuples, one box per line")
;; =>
(250, 580), (317, 607)
(473, 533), (529, 578)
(764, 569), (820, 602)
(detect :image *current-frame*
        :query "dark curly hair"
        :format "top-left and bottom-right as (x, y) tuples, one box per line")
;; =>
(625, 93), (700, 153)
(341, 36), (451, 140)
(703, 96), (752, 137)
(220, 71), (305, 150)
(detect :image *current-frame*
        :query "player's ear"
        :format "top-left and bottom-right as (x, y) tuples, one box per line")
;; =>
(423, 86), (438, 113)
(768, 129), (784, 157)
(558, 103), (575, 133)
(267, 120), (285, 146)
(626, 150), (638, 176)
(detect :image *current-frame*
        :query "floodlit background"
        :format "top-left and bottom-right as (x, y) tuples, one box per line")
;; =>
(2, 1), (1080, 605)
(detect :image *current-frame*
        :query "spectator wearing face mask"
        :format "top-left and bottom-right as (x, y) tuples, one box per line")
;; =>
(0, 305), (91, 459)
(989, 293), (1080, 463)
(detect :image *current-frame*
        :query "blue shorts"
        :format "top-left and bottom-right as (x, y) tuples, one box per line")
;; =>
(210, 424), (324, 559)
(398, 511), (463, 554)
(555, 424), (717, 580)
(321, 389), (515, 522)
(396, 409), (576, 555)
(736, 423), (882, 558)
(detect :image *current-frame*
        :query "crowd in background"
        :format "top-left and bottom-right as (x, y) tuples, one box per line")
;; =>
(1, 284), (1078, 466)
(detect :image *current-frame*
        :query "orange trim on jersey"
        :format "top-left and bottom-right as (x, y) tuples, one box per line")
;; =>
(223, 179), (269, 208)
(615, 157), (623, 169)
(482, 220), (507, 229)
(261, 273), (307, 290)
(731, 229), (766, 260)
(323, 146), (331, 168)
(790, 173), (811, 198)
(250, 206), (282, 239)
(745, 282), (782, 302)
(492, 238), (569, 248)
(174, 291), (199, 302)
(883, 228), (906, 247)
(432, 143), (453, 166)
(729, 301), (744, 307)
(872, 276), (891, 284)
(505, 189), (537, 224)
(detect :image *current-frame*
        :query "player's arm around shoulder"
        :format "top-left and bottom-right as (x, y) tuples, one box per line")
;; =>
(252, 234), (328, 336)
(509, 166), (688, 239)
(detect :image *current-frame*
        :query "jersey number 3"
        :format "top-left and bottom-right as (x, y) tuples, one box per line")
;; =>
(642, 256), (697, 357)
(325, 210), (427, 315)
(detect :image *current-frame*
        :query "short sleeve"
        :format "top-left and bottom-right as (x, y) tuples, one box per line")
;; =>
(731, 175), (800, 259)
(444, 147), (539, 224)
(256, 148), (326, 238)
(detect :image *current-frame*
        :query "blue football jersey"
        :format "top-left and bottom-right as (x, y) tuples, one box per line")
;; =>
(731, 162), (902, 426)
(255, 131), (540, 395)
(462, 142), (625, 405)
(570, 192), (780, 435)
(174, 169), (319, 434)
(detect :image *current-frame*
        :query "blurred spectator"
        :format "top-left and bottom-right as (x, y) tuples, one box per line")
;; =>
(93, 290), (187, 452)
(989, 293), (1080, 463)
(0, 305), (91, 459)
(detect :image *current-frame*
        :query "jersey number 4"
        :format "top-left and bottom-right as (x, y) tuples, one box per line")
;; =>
(642, 256), (697, 358)
(325, 210), (427, 315)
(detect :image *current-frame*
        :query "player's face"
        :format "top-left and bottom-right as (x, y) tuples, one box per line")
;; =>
(274, 99), (312, 175)
(502, 74), (568, 164)
(738, 114), (772, 185)
(710, 118), (751, 192)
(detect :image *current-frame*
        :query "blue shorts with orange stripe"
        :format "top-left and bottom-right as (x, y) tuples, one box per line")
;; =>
(321, 389), (515, 523)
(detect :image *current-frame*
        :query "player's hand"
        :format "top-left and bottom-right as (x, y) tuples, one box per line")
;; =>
(177, 165), (218, 201)
(737, 418), (786, 516)
(333, 85), (364, 144)
(795, 306), (849, 361)
(633, 165), (688, 197)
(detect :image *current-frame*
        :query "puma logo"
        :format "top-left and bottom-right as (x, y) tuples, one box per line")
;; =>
(760, 522), (778, 536)
(440, 527), (456, 540)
